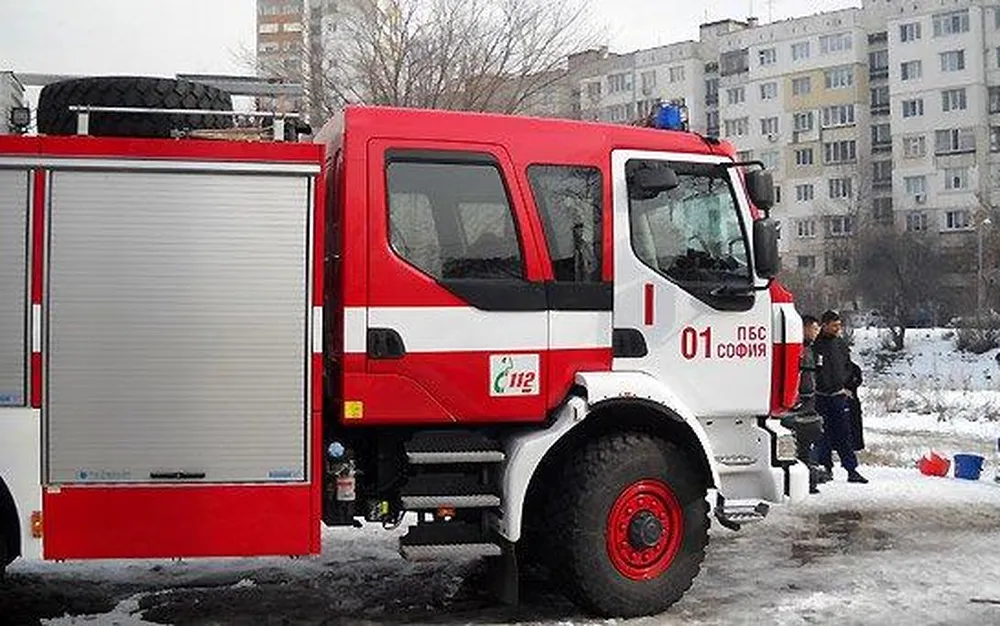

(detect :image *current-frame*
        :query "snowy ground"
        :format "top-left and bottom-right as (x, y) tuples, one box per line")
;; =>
(3, 329), (1000, 625)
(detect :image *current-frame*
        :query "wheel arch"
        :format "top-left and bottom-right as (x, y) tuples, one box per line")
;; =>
(498, 372), (720, 543)
(0, 477), (22, 567)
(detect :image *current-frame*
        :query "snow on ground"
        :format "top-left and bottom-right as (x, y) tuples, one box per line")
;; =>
(8, 468), (1000, 626)
(4, 328), (1000, 625)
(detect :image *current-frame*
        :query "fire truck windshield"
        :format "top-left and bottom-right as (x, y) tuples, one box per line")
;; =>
(627, 160), (751, 290)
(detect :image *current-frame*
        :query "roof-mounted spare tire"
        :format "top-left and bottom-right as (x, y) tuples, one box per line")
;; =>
(37, 76), (234, 138)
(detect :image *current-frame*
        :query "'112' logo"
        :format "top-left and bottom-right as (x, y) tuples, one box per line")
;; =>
(489, 354), (540, 396)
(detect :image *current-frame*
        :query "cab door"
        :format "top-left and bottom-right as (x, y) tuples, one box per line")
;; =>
(611, 150), (772, 417)
(362, 141), (550, 424)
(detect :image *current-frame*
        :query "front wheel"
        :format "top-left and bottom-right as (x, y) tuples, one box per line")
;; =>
(546, 433), (709, 618)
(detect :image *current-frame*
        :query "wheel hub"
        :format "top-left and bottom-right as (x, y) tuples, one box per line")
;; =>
(606, 479), (685, 581)
(628, 510), (663, 549)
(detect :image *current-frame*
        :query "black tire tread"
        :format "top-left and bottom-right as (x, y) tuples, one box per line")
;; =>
(37, 76), (233, 138)
(545, 432), (710, 618)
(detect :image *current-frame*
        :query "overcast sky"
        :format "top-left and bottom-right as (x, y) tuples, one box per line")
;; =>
(0, 0), (861, 77)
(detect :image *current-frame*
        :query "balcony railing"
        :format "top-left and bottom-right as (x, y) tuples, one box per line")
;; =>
(868, 31), (888, 44)
(869, 68), (889, 80)
(872, 141), (892, 153)
(871, 104), (890, 115)
(705, 94), (719, 106)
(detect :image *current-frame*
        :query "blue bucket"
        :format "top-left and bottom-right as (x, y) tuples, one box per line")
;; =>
(953, 454), (985, 480)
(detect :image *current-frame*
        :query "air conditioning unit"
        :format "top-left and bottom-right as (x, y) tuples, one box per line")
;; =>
(914, 193), (926, 204)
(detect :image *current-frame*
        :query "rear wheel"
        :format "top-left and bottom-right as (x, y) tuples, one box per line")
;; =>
(546, 433), (709, 618)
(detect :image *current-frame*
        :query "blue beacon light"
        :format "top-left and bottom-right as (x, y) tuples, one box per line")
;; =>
(651, 103), (688, 131)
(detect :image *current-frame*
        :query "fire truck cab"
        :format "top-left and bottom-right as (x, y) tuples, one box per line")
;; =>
(0, 78), (806, 619)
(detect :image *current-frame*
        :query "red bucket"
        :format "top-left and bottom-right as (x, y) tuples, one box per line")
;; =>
(917, 452), (951, 477)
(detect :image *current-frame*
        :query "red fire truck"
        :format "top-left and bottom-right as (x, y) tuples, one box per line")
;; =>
(0, 76), (807, 618)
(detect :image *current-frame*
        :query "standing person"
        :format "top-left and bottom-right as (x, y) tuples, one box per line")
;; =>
(813, 310), (869, 484)
(781, 314), (825, 494)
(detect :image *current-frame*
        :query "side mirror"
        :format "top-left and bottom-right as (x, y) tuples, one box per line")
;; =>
(630, 166), (679, 199)
(753, 217), (780, 279)
(746, 170), (774, 211)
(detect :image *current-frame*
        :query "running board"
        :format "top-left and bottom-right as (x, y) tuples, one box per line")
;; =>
(401, 494), (500, 509)
(404, 430), (505, 465)
(714, 494), (770, 531)
(400, 543), (502, 560)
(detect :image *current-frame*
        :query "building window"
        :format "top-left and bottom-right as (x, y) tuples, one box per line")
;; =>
(991, 126), (1000, 152)
(903, 135), (926, 158)
(873, 160), (893, 185)
(706, 110), (720, 134)
(608, 73), (632, 93)
(720, 49), (750, 76)
(934, 127), (976, 154)
(586, 81), (602, 99)
(933, 9), (970, 37)
(827, 215), (853, 237)
(820, 33), (853, 54)
(944, 167), (969, 190)
(793, 111), (814, 132)
(900, 22), (922, 42)
(940, 50), (966, 72)
(904, 175), (927, 197)
(823, 141), (857, 165)
(760, 117), (779, 136)
(872, 124), (892, 148)
(906, 212), (928, 232)
(942, 88), (967, 112)
(668, 66), (685, 83)
(761, 150), (780, 170)
(795, 149), (814, 166)
(795, 184), (815, 201)
(869, 50), (889, 75)
(902, 98), (924, 118)
(901, 60), (922, 81)
(282, 21), (303, 32)
(828, 177), (853, 199)
(945, 210), (971, 230)
(797, 255), (816, 270)
(727, 87), (745, 105)
(724, 118), (749, 136)
(796, 219), (817, 238)
(990, 87), (1000, 113)
(759, 82), (778, 100)
(821, 104), (855, 128)
(736, 150), (754, 162)
(759, 48), (777, 66)
(871, 85), (890, 109)
(258, 22), (279, 33)
(824, 66), (854, 89)
(640, 70), (657, 92)
(791, 41), (810, 60)
(873, 197), (894, 224)
(792, 77), (811, 96)
(825, 252), (852, 275)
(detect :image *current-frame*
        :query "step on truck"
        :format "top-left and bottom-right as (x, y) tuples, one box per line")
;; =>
(0, 76), (808, 618)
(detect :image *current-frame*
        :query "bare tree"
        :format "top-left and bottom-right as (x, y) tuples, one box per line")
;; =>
(245, 0), (601, 125)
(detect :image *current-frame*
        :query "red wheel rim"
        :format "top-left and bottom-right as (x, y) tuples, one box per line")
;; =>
(606, 479), (684, 581)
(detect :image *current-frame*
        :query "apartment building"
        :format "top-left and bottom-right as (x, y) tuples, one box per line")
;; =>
(572, 0), (1000, 315)
(576, 37), (717, 129)
(256, 0), (307, 115)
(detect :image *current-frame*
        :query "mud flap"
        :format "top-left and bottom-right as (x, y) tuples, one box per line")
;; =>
(485, 537), (519, 606)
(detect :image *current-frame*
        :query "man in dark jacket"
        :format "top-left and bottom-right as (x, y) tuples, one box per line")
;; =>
(813, 310), (868, 484)
(781, 314), (824, 493)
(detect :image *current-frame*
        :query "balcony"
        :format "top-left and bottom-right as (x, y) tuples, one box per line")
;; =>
(706, 126), (720, 138)
(869, 67), (889, 80)
(870, 103), (890, 115)
(705, 93), (719, 106)
(873, 179), (893, 191)
(872, 141), (893, 154)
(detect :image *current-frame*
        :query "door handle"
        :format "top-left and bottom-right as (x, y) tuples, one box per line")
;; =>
(367, 328), (407, 359)
(149, 471), (206, 480)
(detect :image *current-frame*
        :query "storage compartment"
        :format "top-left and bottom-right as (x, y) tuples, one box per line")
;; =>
(0, 169), (29, 407)
(46, 170), (311, 484)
